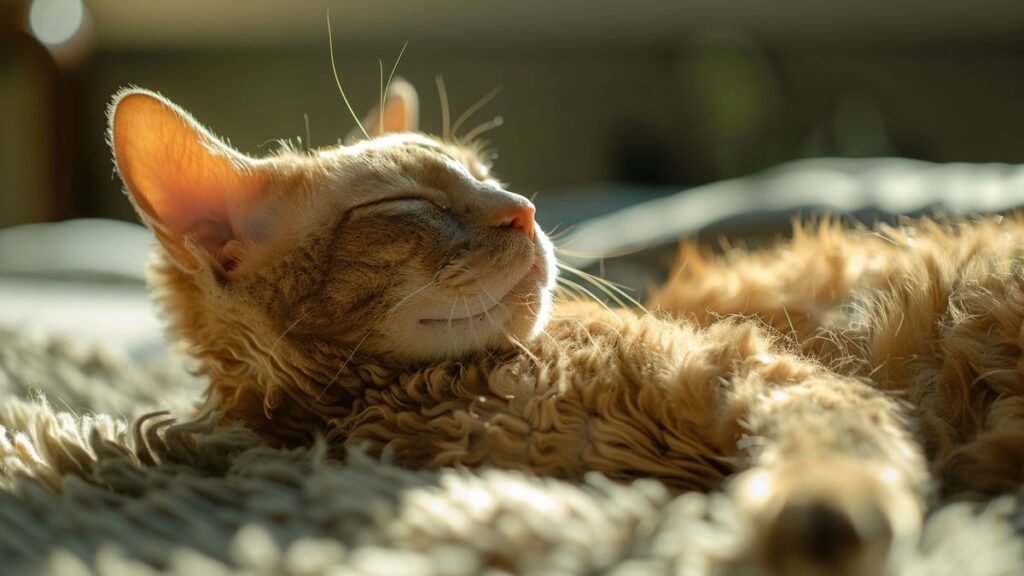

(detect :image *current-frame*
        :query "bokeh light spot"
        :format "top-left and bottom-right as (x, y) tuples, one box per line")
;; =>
(29, 0), (84, 46)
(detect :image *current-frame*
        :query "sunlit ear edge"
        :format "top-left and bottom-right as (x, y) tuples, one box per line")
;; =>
(107, 87), (270, 275)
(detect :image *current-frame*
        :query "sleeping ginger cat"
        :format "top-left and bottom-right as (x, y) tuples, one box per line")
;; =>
(109, 80), (1023, 576)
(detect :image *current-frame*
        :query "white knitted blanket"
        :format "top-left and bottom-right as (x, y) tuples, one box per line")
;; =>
(1, 329), (1021, 576)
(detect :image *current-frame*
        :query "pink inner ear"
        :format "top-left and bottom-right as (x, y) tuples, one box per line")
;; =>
(366, 79), (419, 136)
(112, 91), (268, 272)
(378, 97), (411, 134)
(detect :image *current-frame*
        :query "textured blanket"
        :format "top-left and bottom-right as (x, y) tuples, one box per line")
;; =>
(1, 329), (1022, 576)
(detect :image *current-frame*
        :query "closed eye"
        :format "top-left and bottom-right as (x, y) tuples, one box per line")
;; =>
(350, 196), (442, 216)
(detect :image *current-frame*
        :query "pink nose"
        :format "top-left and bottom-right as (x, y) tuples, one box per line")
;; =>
(493, 202), (536, 240)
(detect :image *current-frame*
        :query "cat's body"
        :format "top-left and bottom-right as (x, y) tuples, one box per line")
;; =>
(111, 82), (1022, 575)
(653, 217), (1024, 497)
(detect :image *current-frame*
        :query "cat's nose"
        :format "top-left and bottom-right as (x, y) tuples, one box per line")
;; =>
(492, 201), (536, 240)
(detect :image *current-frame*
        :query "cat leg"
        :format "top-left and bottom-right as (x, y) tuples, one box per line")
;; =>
(725, 373), (929, 575)
(649, 222), (895, 352)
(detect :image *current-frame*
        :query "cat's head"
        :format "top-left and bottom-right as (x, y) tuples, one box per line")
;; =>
(109, 81), (556, 369)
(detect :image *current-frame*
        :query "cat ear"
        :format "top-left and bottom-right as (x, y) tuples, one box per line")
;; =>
(109, 89), (271, 275)
(346, 77), (419, 142)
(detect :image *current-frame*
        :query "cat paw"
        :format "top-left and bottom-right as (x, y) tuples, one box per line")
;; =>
(730, 458), (921, 576)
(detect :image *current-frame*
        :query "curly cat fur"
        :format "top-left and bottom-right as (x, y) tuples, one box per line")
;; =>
(651, 215), (1024, 496)
(153, 247), (926, 489)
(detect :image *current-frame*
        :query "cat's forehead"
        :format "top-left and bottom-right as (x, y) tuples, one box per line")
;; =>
(340, 133), (471, 164)
(313, 133), (490, 189)
(272, 133), (491, 223)
(357, 133), (488, 173)
(346, 132), (444, 153)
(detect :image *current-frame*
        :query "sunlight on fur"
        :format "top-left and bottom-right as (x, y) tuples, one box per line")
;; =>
(109, 80), (1024, 576)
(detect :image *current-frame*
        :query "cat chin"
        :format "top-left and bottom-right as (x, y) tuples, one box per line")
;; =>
(405, 261), (552, 361)
(384, 234), (557, 363)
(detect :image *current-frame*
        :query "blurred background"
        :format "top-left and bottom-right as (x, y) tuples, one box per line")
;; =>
(1, 0), (1023, 351)
(3, 0), (1024, 227)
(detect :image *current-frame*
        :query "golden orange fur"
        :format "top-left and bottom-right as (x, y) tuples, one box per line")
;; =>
(651, 216), (1024, 495)
(111, 83), (1023, 575)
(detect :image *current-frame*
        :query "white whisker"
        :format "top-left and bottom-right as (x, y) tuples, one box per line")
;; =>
(383, 42), (409, 107)
(464, 295), (482, 351)
(452, 85), (503, 138)
(462, 116), (504, 142)
(271, 309), (315, 354)
(447, 292), (459, 333)
(319, 327), (375, 401)
(556, 261), (648, 314)
(436, 74), (451, 140)
(388, 278), (438, 314)
(378, 59), (385, 135)
(326, 9), (368, 140)
(480, 295), (540, 365)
